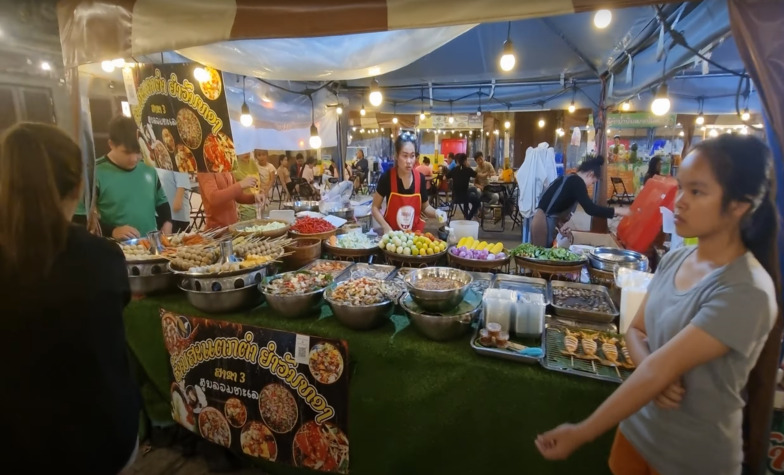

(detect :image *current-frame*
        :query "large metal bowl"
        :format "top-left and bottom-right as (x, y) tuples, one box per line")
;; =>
(588, 247), (649, 272)
(129, 273), (176, 295)
(324, 287), (393, 330)
(404, 267), (472, 312)
(179, 284), (263, 314)
(401, 294), (480, 341)
(260, 272), (328, 319)
(283, 200), (321, 213)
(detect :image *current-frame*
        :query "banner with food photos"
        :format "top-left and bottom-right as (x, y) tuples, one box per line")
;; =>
(126, 63), (236, 174)
(161, 309), (350, 473)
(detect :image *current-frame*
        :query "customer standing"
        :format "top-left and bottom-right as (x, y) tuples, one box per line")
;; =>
(536, 135), (782, 475)
(73, 116), (172, 239)
(277, 155), (291, 201)
(0, 123), (140, 473)
(156, 169), (191, 232)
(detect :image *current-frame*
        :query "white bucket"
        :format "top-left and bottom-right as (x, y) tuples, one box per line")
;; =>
(451, 220), (479, 240)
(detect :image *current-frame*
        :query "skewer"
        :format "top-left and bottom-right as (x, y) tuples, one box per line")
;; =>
(591, 360), (596, 373)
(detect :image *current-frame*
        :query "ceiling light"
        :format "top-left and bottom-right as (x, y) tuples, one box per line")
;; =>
(392, 117), (398, 124)
(679, 131), (685, 137)
(594, 10), (612, 29)
(420, 112), (426, 121)
(40, 61), (51, 71)
(112, 58), (125, 68)
(504, 120), (511, 129)
(448, 116), (454, 124)
(486, 132), (490, 136)
(194, 67), (210, 83)
(476, 108), (482, 116)
(621, 101), (631, 111)
(240, 102), (253, 127)
(740, 126), (749, 135)
(368, 78), (383, 107)
(701, 126), (706, 131)
(101, 60), (115, 73)
(741, 108), (751, 121)
(360, 128), (365, 133)
(360, 105), (366, 116)
(726, 129), (733, 134)
(650, 83), (671, 116)
(708, 129), (719, 137)
(538, 119), (545, 128)
(336, 106), (343, 115)
(460, 133), (463, 137)
(568, 101), (576, 114)
(494, 129), (500, 135)
(309, 124), (322, 149)
(352, 127), (356, 131)
(695, 114), (705, 125)
(499, 22), (516, 72)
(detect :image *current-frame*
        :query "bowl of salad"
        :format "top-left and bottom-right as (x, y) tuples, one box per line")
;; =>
(260, 271), (332, 318)
(509, 243), (587, 267)
(324, 232), (380, 259)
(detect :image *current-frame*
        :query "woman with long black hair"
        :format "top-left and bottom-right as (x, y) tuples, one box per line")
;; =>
(536, 135), (782, 475)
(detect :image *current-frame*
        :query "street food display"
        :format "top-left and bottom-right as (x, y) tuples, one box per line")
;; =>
(263, 271), (332, 295)
(543, 322), (635, 383)
(510, 243), (584, 264)
(327, 233), (378, 250)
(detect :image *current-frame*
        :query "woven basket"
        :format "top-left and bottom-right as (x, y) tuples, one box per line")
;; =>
(383, 249), (447, 268)
(447, 249), (510, 272)
(514, 256), (584, 281)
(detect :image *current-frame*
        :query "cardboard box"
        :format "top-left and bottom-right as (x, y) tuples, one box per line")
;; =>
(572, 231), (621, 249)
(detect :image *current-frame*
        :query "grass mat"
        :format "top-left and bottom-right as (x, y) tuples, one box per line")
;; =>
(125, 295), (615, 475)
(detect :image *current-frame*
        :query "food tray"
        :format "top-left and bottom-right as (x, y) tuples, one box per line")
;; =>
(549, 281), (619, 323)
(542, 320), (634, 384)
(466, 271), (496, 297)
(492, 274), (550, 305)
(470, 315), (542, 365)
(515, 254), (587, 267)
(299, 259), (354, 279)
(340, 263), (396, 282)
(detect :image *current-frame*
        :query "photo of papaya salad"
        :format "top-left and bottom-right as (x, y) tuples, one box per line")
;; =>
(240, 421), (277, 461)
(198, 407), (231, 447)
(308, 342), (344, 385)
(223, 397), (247, 428)
(259, 383), (298, 434)
(292, 421), (349, 473)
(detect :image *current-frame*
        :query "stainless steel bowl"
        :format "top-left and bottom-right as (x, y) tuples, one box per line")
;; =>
(129, 273), (175, 295)
(404, 267), (472, 312)
(324, 287), (393, 330)
(260, 276), (327, 319)
(588, 247), (649, 272)
(401, 295), (480, 341)
(325, 207), (355, 221)
(179, 285), (263, 314)
(283, 200), (321, 213)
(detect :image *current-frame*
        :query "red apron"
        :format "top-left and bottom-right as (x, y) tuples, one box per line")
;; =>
(384, 169), (424, 232)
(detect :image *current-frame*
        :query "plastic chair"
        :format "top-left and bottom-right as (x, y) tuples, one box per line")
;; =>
(480, 183), (506, 232)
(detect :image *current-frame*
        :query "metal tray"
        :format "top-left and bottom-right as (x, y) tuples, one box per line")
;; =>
(467, 271), (496, 297)
(541, 320), (634, 384)
(341, 263), (397, 281)
(299, 259), (354, 279)
(470, 314), (542, 364)
(492, 274), (550, 305)
(549, 280), (619, 323)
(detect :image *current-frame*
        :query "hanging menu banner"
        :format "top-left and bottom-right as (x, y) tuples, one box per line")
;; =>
(419, 114), (484, 129)
(161, 309), (350, 473)
(125, 64), (236, 173)
(607, 112), (677, 129)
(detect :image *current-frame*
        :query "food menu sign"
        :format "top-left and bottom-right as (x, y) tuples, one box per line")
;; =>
(126, 64), (236, 174)
(161, 309), (350, 473)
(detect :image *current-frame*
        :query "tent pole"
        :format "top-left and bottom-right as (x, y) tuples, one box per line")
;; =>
(591, 74), (610, 233)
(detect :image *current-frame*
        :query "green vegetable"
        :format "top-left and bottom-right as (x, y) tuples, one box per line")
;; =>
(509, 243), (582, 262)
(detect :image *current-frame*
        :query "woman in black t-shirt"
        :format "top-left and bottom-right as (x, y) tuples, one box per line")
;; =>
(0, 123), (140, 474)
(447, 153), (481, 219)
(372, 133), (437, 233)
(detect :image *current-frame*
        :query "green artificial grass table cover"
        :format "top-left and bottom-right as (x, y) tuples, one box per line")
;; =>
(125, 294), (616, 475)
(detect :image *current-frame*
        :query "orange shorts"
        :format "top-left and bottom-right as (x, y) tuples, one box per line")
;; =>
(608, 429), (662, 475)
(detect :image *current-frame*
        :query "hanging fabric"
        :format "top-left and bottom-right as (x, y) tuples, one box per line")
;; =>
(625, 52), (634, 85)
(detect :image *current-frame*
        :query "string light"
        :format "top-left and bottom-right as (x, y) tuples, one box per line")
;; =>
(538, 119), (545, 128)
(368, 78), (383, 107)
(499, 22), (516, 72)
(594, 10), (612, 29)
(650, 83), (671, 116)
(239, 76), (253, 127)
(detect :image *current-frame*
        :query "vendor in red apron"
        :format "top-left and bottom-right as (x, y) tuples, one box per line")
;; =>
(372, 132), (438, 234)
(531, 156), (630, 247)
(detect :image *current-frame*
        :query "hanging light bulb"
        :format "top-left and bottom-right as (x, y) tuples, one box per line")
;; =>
(740, 126), (749, 135)
(538, 119), (545, 128)
(708, 128), (719, 137)
(741, 108), (750, 121)
(336, 105), (343, 115)
(309, 124), (321, 149)
(101, 60), (115, 73)
(621, 101), (631, 111)
(568, 101), (576, 114)
(40, 61), (51, 71)
(499, 22), (516, 72)
(448, 116), (454, 124)
(459, 133), (463, 137)
(679, 131), (685, 137)
(392, 117), (398, 124)
(504, 120), (511, 129)
(650, 83), (671, 116)
(420, 111), (426, 121)
(194, 67), (210, 82)
(695, 114), (705, 126)
(352, 127), (356, 132)
(360, 105), (366, 116)
(360, 128), (365, 133)
(368, 78), (383, 107)
(239, 76), (253, 127)
(594, 10), (612, 29)
(494, 129), (500, 135)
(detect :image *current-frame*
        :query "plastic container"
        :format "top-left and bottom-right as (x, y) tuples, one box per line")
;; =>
(513, 292), (546, 338)
(451, 220), (479, 241)
(615, 268), (654, 334)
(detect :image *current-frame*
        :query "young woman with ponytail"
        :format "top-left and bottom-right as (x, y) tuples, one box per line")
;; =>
(536, 134), (782, 475)
(0, 123), (140, 473)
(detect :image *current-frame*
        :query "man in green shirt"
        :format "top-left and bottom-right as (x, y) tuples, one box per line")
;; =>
(74, 116), (172, 239)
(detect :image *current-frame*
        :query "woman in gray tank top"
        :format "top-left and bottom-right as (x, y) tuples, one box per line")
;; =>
(535, 135), (782, 475)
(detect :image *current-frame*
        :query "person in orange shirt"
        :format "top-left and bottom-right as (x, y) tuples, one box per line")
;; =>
(197, 172), (258, 229)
